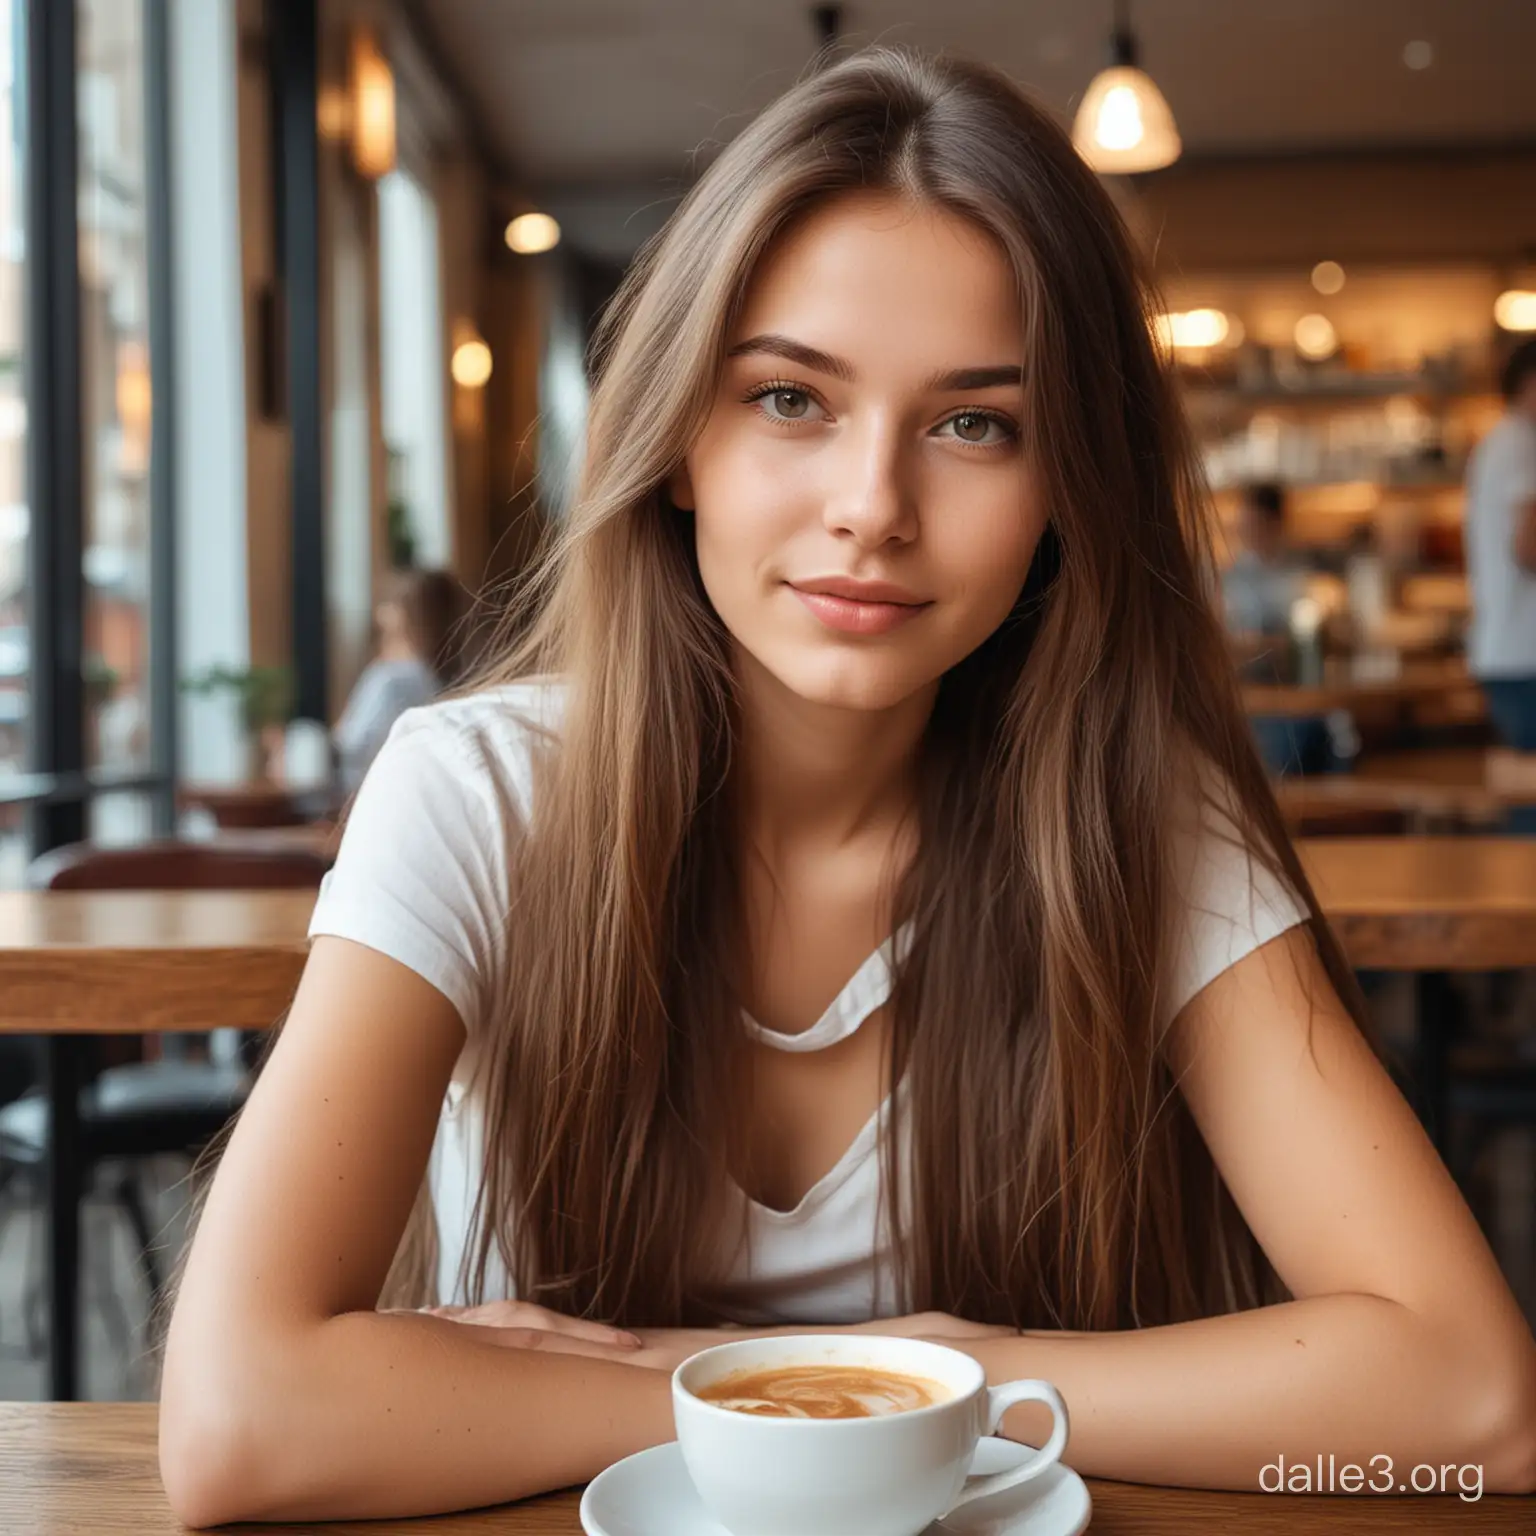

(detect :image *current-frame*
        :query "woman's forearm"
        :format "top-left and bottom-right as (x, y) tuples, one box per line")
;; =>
(160, 1310), (674, 1526)
(968, 1295), (1536, 1493)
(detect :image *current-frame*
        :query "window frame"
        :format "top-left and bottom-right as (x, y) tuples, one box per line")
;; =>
(5, 0), (175, 860)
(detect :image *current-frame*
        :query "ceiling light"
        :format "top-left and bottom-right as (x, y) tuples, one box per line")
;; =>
(505, 212), (561, 255)
(1310, 261), (1346, 295)
(1494, 290), (1536, 333)
(1071, 1), (1181, 174)
(1402, 40), (1434, 71)
(1294, 314), (1338, 360)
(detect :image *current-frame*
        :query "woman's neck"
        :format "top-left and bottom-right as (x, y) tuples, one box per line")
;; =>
(377, 634), (417, 663)
(733, 648), (935, 855)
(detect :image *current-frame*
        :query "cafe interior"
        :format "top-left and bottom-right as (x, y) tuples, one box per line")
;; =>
(3, 0), (1536, 1523)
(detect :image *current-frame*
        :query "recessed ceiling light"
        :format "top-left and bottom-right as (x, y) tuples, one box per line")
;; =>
(1311, 260), (1346, 295)
(1403, 39), (1434, 70)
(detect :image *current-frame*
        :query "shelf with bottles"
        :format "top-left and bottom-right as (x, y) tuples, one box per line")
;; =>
(1192, 382), (1500, 498)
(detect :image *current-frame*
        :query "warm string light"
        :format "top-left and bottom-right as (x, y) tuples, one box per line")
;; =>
(505, 212), (561, 254)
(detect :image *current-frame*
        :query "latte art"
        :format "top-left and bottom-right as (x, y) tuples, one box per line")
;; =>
(696, 1364), (949, 1419)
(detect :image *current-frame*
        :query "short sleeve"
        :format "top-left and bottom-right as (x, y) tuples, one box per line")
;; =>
(308, 712), (508, 1034)
(1165, 772), (1309, 1019)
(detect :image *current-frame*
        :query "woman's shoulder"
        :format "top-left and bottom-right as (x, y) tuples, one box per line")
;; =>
(1162, 745), (1309, 1018)
(378, 674), (570, 817)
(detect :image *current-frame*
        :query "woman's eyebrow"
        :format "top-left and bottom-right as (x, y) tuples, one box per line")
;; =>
(726, 333), (1022, 393)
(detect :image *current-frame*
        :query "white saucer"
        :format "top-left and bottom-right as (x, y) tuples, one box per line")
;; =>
(580, 1436), (1091, 1536)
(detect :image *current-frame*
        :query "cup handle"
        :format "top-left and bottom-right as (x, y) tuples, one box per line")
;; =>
(943, 1379), (1070, 1517)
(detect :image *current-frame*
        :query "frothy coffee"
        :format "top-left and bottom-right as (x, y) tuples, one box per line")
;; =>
(696, 1364), (949, 1419)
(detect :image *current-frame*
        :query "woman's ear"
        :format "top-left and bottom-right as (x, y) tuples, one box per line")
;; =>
(667, 464), (696, 511)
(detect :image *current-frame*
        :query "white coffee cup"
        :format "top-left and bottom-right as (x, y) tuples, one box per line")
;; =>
(671, 1334), (1069, 1536)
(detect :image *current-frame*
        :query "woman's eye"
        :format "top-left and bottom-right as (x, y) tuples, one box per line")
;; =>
(748, 385), (823, 425)
(940, 411), (1016, 448)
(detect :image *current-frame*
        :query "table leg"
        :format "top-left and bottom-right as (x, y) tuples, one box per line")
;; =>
(44, 1034), (83, 1401)
(1415, 971), (1456, 1159)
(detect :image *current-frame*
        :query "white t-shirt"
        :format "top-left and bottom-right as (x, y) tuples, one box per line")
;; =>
(308, 679), (1307, 1321)
(1465, 412), (1536, 679)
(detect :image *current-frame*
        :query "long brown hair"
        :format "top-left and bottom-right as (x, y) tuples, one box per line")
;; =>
(451, 45), (1370, 1330)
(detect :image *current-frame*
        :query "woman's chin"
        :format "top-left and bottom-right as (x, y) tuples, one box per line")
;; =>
(767, 649), (938, 714)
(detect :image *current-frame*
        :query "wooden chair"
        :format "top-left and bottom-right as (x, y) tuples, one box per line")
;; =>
(0, 839), (328, 1358)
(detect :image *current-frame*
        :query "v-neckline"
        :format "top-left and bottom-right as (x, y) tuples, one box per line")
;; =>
(734, 919), (914, 1219)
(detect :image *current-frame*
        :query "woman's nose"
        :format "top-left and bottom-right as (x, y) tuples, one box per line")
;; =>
(820, 419), (919, 548)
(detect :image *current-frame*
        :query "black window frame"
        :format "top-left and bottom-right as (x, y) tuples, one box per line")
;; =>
(4, 0), (177, 858)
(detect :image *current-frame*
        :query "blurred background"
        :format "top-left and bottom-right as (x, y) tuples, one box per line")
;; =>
(2, 0), (1536, 1397)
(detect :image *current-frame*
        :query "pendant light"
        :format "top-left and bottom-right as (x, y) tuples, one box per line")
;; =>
(1071, 0), (1181, 175)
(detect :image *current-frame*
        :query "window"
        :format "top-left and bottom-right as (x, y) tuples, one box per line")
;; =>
(378, 168), (449, 567)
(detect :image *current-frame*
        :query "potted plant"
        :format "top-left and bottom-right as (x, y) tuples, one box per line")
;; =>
(82, 653), (121, 765)
(180, 663), (295, 781)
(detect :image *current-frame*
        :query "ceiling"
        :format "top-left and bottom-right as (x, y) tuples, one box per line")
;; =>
(417, 0), (1536, 259)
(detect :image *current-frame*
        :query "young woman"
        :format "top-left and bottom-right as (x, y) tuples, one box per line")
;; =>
(332, 566), (467, 793)
(158, 47), (1536, 1525)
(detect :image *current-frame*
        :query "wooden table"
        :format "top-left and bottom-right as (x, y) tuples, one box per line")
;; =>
(1242, 659), (1474, 721)
(3, 1404), (1528, 1534)
(1275, 750), (1536, 836)
(1303, 838), (1536, 970)
(6, 843), (1536, 1405)
(0, 892), (312, 1402)
(0, 891), (313, 1030)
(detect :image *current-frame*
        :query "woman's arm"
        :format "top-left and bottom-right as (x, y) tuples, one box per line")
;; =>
(959, 927), (1536, 1492)
(158, 937), (676, 1527)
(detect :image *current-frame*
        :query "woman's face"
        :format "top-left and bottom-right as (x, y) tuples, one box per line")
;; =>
(670, 191), (1045, 713)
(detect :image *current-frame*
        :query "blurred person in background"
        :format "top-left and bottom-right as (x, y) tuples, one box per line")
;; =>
(1221, 481), (1307, 641)
(1223, 482), (1341, 774)
(333, 567), (467, 794)
(1465, 339), (1536, 754)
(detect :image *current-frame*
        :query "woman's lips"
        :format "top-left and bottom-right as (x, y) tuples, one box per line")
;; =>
(787, 585), (932, 635)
